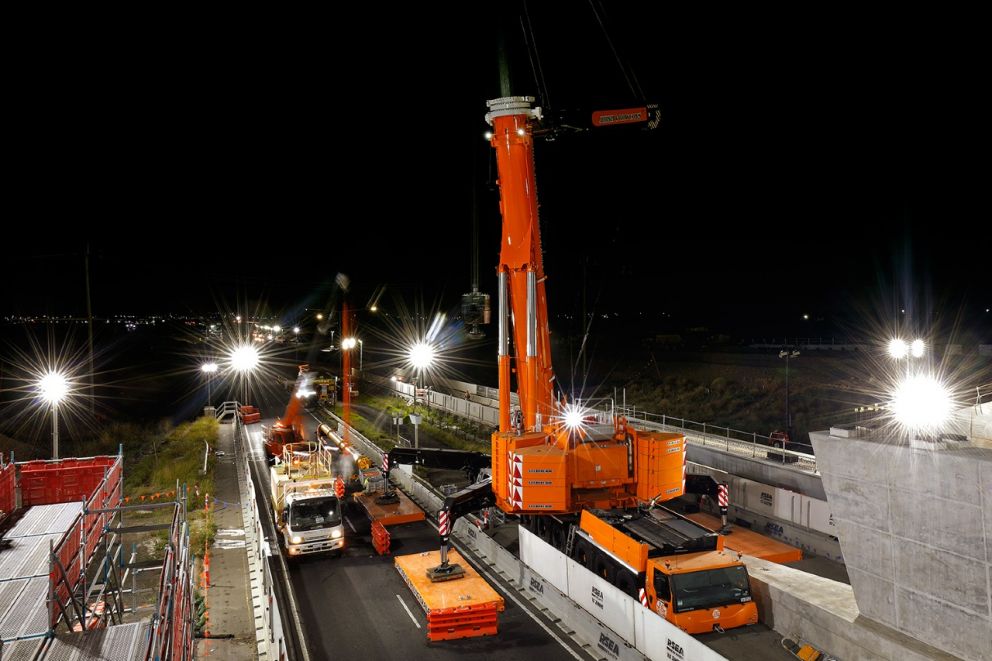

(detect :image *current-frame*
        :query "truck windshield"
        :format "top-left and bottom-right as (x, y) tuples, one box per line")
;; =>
(289, 496), (341, 531)
(671, 566), (750, 613)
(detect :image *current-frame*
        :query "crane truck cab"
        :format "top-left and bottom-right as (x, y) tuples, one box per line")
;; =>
(270, 443), (345, 557)
(572, 508), (758, 634)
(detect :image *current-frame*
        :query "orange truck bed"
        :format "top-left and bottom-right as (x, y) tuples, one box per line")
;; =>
(395, 550), (504, 641)
(685, 511), (802, 563)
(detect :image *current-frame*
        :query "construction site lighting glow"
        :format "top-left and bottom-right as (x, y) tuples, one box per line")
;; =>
(483, 131), (493, 140)
(293, 326), (300, 334)
(342, 337), (357, 350)
(887, 338), (908, 359)
(910, 339), (925, 358)
(892, 374), (952, 433)
(38, 371), (69, 404)
(563, 406), (584, 429)
(408, 342), (435, 369)
(230, 345), (260, 373)
(201, 362), (219, 374)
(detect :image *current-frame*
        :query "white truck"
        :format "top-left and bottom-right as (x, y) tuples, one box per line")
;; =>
(270, 444), (345, 557)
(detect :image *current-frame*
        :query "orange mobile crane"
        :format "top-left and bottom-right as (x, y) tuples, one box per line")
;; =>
(399, 93), (755, 635)
(263, 364), (312, 457)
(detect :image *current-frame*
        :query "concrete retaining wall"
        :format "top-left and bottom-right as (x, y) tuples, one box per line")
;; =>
(811, 430), (992, 660)
(745, 556), (961, 661)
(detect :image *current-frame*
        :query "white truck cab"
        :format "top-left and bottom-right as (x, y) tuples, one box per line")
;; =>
(279, 488), (345, 557)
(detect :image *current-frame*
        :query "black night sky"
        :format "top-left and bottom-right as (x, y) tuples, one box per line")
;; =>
(4, 5), (989, 341)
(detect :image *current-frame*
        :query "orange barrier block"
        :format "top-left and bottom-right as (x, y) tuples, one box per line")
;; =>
(354, 489), (425, 527)
(371, 521), (391, 555)
(395, 550), (504, 642)
(684, 511), (803, 563)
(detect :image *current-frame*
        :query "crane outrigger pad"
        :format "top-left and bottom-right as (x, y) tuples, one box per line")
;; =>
(395, 550), (504, 641)
(354, 488), (425, 527)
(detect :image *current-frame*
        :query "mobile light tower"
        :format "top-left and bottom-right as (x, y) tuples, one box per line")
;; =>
(38, 371), (69, 459)
(229, 344), (260, 404)
(887, 337), (925, 376)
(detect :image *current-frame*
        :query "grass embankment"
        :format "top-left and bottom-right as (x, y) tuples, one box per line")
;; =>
(335, 393), (490, 453)
(69, 417), (218, 554)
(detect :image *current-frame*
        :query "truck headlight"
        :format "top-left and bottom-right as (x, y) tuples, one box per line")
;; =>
(291, 535), (304, 544)
(331, 529), (343, 539)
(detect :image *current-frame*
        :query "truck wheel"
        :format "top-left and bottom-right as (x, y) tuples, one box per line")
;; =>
(614, 570), (637, 598)
(573, 539), (592, 567)
(593, 551), (616, 583)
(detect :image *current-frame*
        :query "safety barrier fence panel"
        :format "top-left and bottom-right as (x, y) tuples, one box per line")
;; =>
(0, 462), (15, 523)
(47, 455), (124, 629)
(233, 418), (290, 661)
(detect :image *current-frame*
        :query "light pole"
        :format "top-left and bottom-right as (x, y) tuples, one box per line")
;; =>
(38, 371), (68, 459)
(201, 362), (218, 407)
(230, 344), (260, 404)
(778, 349), (800, 436)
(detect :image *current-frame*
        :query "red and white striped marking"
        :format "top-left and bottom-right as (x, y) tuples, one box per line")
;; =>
(382, 453), (389, 473)
(638, 588), (648, 607)
(681, 440), (687, 494)
(439, 510), (450, 536)
(335, 477), (345, 499)
(507, 453), (524, 510)
(718, 483), (729, 507)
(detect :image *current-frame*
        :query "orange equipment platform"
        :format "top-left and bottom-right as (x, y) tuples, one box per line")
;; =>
(395, 549), (504, 641)
(685, 511), (803, 564)
(354, 488), (425, 527)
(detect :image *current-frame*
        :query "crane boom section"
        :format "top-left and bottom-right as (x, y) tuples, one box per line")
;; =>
(488, 98), (555, 433)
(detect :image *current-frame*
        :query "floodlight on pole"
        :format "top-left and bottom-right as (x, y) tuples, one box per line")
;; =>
(230, 344), (260, 404)
(892, 374), (951, 434)
(910, 339), (925, 358)
(201, 362), (219, 407)
(38, 371), (69, 459)
(887, 338), (908, 359)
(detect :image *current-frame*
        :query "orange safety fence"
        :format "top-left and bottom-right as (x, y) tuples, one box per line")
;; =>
(371, 521), (390, 555)
(47, 455), (123, 628)
(0, 462), (15, 523)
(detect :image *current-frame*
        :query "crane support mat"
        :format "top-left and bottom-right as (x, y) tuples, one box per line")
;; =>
(395, 549), (504, 641)
(354, 488), (425, 527)
(685, 511), (803, 563)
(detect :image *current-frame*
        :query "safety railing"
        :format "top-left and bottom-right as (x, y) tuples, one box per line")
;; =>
(615, 407), (818, 473)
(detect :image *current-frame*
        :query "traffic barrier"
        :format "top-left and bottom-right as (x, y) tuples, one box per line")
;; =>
(371, 521), (390, 555)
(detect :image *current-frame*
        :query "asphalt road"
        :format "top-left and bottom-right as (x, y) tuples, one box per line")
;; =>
(251, 388), (588, 661)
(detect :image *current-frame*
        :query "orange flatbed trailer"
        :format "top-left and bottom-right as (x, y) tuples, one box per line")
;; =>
(684, 511), (803, 563)
(395, 549), (504, 641)
(354, 489), (425, 527)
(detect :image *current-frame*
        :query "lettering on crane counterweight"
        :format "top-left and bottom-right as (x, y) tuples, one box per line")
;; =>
(526, 480), (552, 486)
(528, 468), (553, 473)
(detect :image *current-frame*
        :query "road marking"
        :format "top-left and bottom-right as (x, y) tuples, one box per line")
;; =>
(426, 520), (587, 660)
(395, 594), (421, 629)
(345, 516), (357, 533)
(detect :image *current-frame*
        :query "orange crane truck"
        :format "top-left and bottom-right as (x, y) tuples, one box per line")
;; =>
(263, 364), (312, 457)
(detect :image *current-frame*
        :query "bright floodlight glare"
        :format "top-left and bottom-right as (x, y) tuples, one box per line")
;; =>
(293, 326), (300, 334)
(38, 371), (69, 405)
(563, 406), (584, 430)
(888, 338), (908, 359)
(370, 305), (378, 312)
(316, 313), (324, 321)
(911, 339), (925, 358)
(230, 344), (260, 373)
(201, 362), (219, 374)
(516, 128), (525, 136)
(408, 342), (435, 369)
(342, 337), (357, 350)
(483, 131), (493, 140)
(892, 374), (952, 433)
